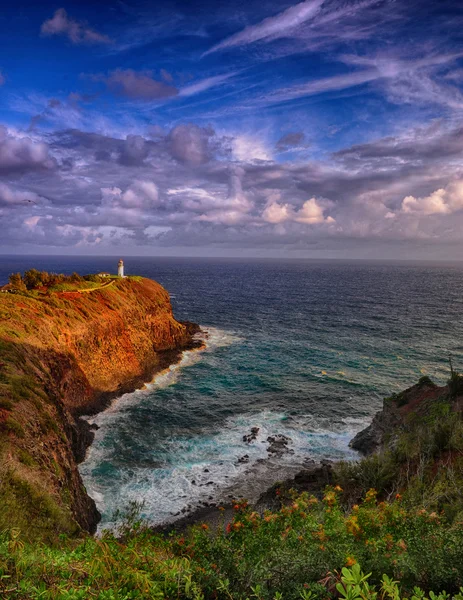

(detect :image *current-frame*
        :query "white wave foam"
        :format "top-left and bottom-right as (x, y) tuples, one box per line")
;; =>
(81, 408), (361, 532)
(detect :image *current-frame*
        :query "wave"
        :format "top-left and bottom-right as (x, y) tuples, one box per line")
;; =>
(82, 407), (365, 533)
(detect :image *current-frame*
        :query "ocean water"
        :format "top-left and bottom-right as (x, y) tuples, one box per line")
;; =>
(1, 256), (463, 528)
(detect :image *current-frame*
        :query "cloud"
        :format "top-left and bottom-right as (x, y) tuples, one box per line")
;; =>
(262, 197), (333, 224)
(118, 135), (149, 166)
(0, 183), (42, 207)
(103, 69), (178, 100)
(232, 135), (272, 162)
(41, 8), (112, 45)
(0, 126), (55, 174)
(401, 180), (463, 215)
(179, 72), (237, 97)
(204, 0), (324, 55)
(259, 52), (463, 107)
(276, 132), (306, 151)
(333, 122), (463, 167)
(101, 180), (160, 210)
(168, 124), (214, 165)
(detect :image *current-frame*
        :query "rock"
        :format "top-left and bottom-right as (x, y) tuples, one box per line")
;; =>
(243, 427), (260, 444)
(349, 378), (440, 455)
(267, 434), (293, 457)
(237, 454), (250, 464)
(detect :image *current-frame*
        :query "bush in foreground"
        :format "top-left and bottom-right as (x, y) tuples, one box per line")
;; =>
(1, 487), (463, 599)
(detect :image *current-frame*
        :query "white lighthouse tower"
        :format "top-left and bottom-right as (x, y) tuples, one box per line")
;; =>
(118, 259), (124, 278)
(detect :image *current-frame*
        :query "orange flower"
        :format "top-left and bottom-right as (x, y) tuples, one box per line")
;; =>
(334, 485), (343, 492)
(345, 556), (356, 567)
(395, 493), (402, 501)
(397, 539), (407, 552)
(201, 523), (209, 530)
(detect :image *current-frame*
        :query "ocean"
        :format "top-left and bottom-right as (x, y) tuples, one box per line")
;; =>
(1, 255), (462, 529)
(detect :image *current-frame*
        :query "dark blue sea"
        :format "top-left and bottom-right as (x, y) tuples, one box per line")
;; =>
(1, 256), (462, 528)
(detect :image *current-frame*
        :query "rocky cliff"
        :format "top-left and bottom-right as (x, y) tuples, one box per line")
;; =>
(0, 277), (199, 541)
(349, 376), (444, 455)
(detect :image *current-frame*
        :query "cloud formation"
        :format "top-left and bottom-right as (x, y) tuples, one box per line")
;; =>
(103, 69), (178, 100)
(0, 126), (55, 174)
(401, 180), (463, 216)
(41, 8), (112, 45)
(263, 198), (333, 224)
(204, 0), (324, 55)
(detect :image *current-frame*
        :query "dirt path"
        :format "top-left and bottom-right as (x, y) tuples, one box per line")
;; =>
(61, 279), (116, 294)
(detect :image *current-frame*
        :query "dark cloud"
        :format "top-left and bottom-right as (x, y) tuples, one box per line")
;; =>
(104, 69), (178, 101)
(0, 126), (55, 174)
(168, 124), (215, 166)
(333, 123), (463, 166)
(275, 132), (306, 151)
(118, 135), (149, 166)
(41, 8), (112, 45)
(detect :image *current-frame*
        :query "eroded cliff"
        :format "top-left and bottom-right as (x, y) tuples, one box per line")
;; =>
(0, 277), (199, 541)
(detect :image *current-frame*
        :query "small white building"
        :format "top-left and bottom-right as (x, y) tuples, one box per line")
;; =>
(118, 259), (125, 278)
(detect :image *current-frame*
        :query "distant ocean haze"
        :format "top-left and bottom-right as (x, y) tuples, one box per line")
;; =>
(1, 255), (462, 527)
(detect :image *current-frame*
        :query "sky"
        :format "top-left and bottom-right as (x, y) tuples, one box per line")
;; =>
(1, 0), (463, 259)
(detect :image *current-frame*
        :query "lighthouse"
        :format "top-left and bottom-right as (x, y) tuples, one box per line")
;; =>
(118, 259), (124, 278)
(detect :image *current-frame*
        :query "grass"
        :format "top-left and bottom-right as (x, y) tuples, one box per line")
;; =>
(1, 489), (463, 599)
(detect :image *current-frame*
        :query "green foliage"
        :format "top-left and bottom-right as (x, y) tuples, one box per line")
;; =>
(8, 273), (26, 292)
(3, 489), (463, 599)
(448, 371), (463, 399)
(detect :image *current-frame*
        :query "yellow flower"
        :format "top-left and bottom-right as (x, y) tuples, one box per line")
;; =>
(345, 556), (357, 567)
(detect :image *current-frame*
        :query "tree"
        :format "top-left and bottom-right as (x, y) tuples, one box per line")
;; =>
(8, 272), (26, 292)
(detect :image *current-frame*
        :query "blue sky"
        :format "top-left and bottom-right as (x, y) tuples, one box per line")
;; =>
(1, 0), (463, 258)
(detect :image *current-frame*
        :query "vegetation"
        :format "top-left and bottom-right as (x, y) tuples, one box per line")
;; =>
(1, 487), (463, 599)
(7, 270), (114, 293)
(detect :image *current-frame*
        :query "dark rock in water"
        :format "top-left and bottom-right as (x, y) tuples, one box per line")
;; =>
(237, 454), (250, 464)
(243, 427), (260, 444)
(204, 468), (209, 473)
(89, 423), (100, 431)
(267, 434), (293, 457)
(191, 480), (196, 485)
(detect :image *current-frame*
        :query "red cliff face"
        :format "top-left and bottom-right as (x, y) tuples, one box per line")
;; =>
(0, 277), (198, 541)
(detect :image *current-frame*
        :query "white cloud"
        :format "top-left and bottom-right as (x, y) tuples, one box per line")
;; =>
(401, 180), (463, 216)
(179, 73), (237, 97)
(262, 197), (333, 225)
(101, 180), (160, 210)
(232, 135), (272, 162)
(204, 0), (324, 55)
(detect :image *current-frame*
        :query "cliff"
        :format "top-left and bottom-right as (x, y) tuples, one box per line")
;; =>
(349, 376), (447, 455)
(0, 276), (199, 541)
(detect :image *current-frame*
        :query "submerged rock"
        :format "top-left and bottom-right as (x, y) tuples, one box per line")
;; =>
(267, 434), (294, 457)
(243, 427), (260, 444)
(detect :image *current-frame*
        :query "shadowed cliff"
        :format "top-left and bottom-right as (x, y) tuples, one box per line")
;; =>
(0, 276), (199, 542)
